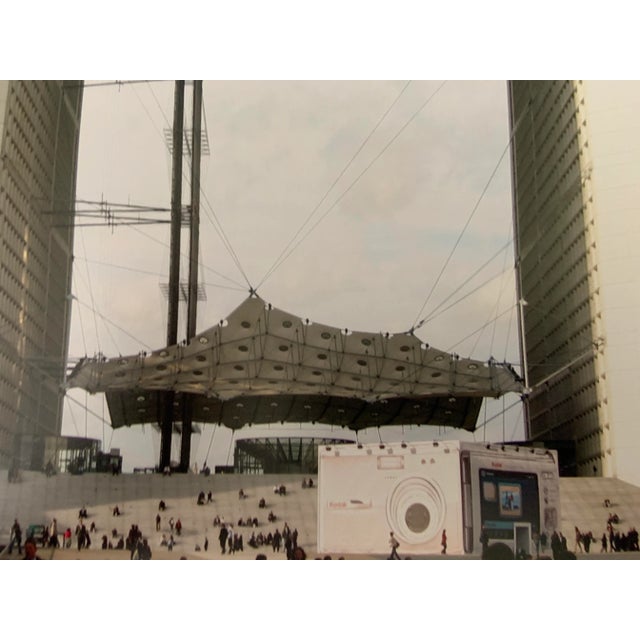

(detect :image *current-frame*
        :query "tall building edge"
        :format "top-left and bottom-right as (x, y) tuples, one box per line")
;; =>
(508, 80), (640, 486)
(0, 80), (84, 472)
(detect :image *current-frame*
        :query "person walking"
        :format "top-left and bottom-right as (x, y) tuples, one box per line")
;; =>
(8, 519), (22, 555)
(388, 531), (401, 560)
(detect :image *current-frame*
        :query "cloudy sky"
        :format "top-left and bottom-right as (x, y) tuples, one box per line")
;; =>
(62, 80), (525, 471)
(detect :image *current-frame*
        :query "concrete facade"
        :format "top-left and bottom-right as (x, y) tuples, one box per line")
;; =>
(0, 81), (83, 471)
(509, 80), (640, 486)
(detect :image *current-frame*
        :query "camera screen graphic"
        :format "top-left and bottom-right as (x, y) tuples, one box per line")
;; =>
(498, 483), (521, 517)
(479, 468), (540, 539)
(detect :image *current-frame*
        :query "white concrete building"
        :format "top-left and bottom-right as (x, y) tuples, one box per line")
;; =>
(509, 80), (640, 485)
(0, 81), (83, 471)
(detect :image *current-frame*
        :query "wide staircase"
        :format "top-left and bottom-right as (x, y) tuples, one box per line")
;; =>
(0, 470), (320, 560)
(2, 471), (640, 559)
(559, 476), (640, 556)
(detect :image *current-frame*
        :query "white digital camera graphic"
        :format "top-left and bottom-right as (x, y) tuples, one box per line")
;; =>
(318, 442), (463, 555)
(318, 440), (560, 557)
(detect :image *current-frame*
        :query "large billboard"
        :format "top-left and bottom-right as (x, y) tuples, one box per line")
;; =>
(318, 440), (560, 557)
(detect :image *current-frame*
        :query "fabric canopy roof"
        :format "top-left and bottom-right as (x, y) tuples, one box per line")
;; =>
(67, 296), (523, 431)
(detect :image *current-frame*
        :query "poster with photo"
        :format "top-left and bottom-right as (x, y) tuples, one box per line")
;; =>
(498, 483), (522, 517)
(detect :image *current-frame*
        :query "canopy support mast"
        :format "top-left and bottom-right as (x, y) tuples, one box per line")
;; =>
(179, 80), (203, 472)
(159, 80), (185, 471)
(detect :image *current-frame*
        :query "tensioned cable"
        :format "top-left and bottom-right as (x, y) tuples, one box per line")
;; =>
(79, 229), (102, 353)
(411, 139), (514, 330)
(508, 402), (524, 441)
(71, 271), (88, 354)
(418, 266), (513, 329)
(131, 82), (169, 142)
(199, 190), (254, 291)
(225, 429), (235, 466)
(474, 397), (523, 431)
(446, 304), (517, 353)
(143, 81), (254, 292)
(411, 95), (533, 331)
(417, 239), (513, 327)
(73, 252), (121, 355)
(203, 424), (218, 466)
(129, 225), (246, 290)
(257, 80), (413, 288)
(131, 80), (251, 291)
(76, 80), (170, 90)
(64, 395), (82, 436)
(486, 228), (517, 362)
(469, 234), (513, 358)
(65, 392), (113, 428)
(256, 81), (448, 290)
(73, 297), (153, 351)
(75, 256), (245, 292)
(503, 290), (517, 362)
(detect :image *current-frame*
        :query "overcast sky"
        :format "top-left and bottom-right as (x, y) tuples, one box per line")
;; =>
(63, 80), (523, 471)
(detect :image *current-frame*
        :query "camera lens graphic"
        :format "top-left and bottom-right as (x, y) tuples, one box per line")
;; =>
(386, 477), (446, 544)
(405, 503), (430, 533)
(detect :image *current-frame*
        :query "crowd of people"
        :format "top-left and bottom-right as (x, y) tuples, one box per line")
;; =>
(9, 480), (304, 560)
(567, 507), (640, 555)
(3, 479), (301, 560)
(246, 522), (299, 557)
